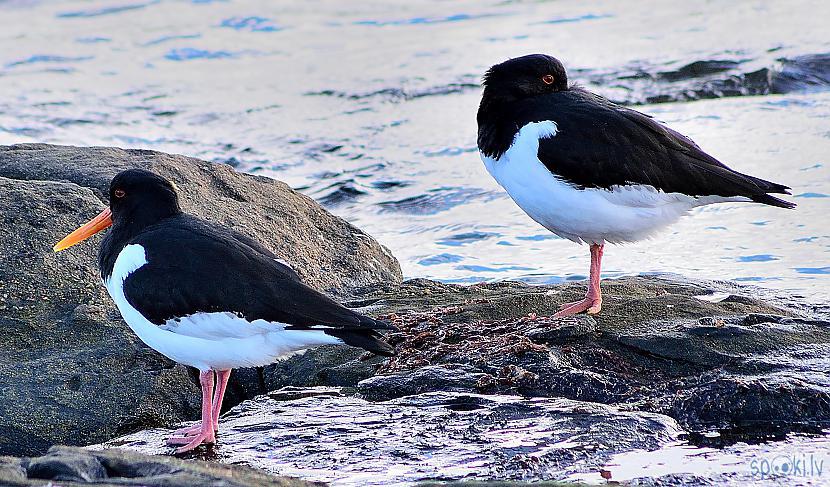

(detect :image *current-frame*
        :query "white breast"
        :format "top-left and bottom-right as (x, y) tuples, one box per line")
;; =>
(481, 121), (740, 244)
(104, 244), (342, 371)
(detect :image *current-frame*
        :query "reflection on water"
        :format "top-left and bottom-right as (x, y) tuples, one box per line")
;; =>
(568, 434), (830, 486)
(0, 0), (828, 301)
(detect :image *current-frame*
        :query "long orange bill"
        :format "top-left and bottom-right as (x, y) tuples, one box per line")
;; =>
(53, 208), (113, 252)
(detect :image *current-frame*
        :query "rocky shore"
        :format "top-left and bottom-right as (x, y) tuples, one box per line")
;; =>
(101, 275), (830, 484)
(1, 144), (828, 485)
(0, 143), (400, 457)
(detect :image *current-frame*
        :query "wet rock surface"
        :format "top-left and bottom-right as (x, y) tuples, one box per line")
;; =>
(0, 445), (316, 486)
(100, 276), (828, 485)
(353, 277), (830, 435)
(0, 145), (401, 456)
(103, 391), (682, 485)
(237, 276), (828, 439)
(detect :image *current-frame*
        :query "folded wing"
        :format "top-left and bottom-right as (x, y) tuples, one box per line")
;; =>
(525, 89), (794, 208)
(122, 216), (395, 356)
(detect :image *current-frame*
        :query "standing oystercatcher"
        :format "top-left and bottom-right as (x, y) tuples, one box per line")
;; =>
(53, 169), (394, 453)
(477, 54), (795, 317)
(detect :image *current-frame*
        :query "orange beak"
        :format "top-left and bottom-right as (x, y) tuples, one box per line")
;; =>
(53, 208), (113, 252)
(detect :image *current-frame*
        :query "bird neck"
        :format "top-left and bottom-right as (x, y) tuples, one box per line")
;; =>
(97, 211), (180, 280)
(477, 89), (521, 159)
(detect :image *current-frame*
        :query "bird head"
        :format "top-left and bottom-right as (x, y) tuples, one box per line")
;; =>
(482, 54), (568, 100)
(54, 168), (181, 251)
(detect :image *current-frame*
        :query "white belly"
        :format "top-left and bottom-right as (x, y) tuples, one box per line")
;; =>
(481, 121), (735, 244)
(104, 244), (342, 371)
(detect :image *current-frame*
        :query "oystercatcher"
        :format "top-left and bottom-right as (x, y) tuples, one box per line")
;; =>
(53, 169), (394, 453)
(477, 54), (795, 317)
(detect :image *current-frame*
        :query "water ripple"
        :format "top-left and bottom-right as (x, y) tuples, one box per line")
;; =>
(417, 253), (464, 266)
(143, 34), (201, 46)
(436, 232), (499, 247)
(57, 1), (158, 18)
(307, 83), (479, 101)
(379, 188), (495, 215)
(6, 55), (93, 68)
(220, 16), (282, 32)
(164, 48), (237, 61)
(737, 254), (780, 263)
(538, 13), (613, 24)
(794, 267), (830, 275)
(354, 13), (504, 27)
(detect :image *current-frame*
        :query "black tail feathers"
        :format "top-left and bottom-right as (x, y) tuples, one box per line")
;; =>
(745, 174), (796, 209)
(325, 328), (396, 357)
(751, 192), (797, 209)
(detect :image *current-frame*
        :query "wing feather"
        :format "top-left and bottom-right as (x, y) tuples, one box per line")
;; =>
(522, 89), (794, 208)
(120, 215), (394, 355)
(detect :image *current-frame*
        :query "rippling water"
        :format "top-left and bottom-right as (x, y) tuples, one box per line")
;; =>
(1, 0), (828, 300)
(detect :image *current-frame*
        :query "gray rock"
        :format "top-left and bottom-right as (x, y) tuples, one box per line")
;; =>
(525, 315), (598, 342)
(267, 386), (343, 402)
(102, 391), (683, 485)
(0, 445), (318, 486)
(263, 344), (381, 391)
(338, 277), (830, 435)
(0, 177), (200, 457)
(0, 143), (401, 294)
(0, 144), (401, 456)
(358, 364), (489, 401)
(26, 447), (106, 482)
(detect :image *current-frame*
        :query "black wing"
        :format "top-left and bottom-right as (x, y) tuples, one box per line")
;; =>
(227, 227), (301, 281)
(525, 89), (794, 208)
(122, 215), (394, 355)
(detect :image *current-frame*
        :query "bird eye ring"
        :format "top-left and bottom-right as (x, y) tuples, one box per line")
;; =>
(114, 189), (126, 198)
(542, 74), (555, 85)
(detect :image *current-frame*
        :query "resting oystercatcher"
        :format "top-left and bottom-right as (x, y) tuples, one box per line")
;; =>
(54, 169), (394, 453)
(477, 54), (795, 317)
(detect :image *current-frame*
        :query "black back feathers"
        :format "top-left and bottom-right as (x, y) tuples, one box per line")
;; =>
(477, 55), (795, 209)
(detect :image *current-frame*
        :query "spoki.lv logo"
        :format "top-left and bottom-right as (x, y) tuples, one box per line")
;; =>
(750, 453), (824, 480)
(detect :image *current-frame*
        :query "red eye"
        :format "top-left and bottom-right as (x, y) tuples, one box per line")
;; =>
(114, 189), (126, 198)
(542, 74), (555, 85)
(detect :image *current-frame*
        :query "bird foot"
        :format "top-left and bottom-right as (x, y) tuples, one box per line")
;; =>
(554, 297), (602, 317)
(167, 423), (216, 453)
(171, 421), (219, 437)
(171, 423), (202, 437)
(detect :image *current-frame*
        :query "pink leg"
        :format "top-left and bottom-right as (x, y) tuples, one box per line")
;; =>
(166, 370), (215, 453)
(170, 369), (232, 437)
(171, 370), (214, 437)
(210, 370), (231, 431)
(554, 243), (604, 317)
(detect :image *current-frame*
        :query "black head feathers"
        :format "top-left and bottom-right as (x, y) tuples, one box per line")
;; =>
(108, 169), (182, 227)
(482, 54), (569, 99)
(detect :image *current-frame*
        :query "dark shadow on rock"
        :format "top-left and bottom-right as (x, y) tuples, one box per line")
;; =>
(0, 445), (318, 486)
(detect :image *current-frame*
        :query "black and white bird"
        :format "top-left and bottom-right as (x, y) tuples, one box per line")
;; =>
(54, 169), (394, 453)
(477, 54), (795, 317)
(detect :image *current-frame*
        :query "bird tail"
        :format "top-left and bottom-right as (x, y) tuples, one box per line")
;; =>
(324, 328), (396, 356)
(323, 313), (397, 356)
(750, 192), (796, 209)
(743, 174), (796, 209)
